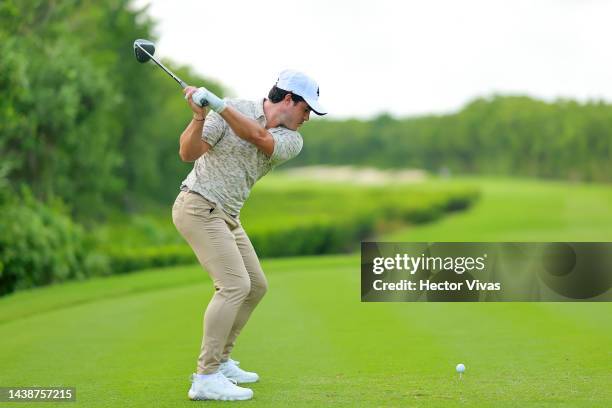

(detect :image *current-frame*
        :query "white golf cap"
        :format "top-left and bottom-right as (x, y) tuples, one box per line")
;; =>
(276, 69), (327, 115)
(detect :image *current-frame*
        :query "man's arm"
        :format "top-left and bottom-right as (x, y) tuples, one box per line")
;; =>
(218, 106), (274, 156)
(179, 87), (212, 162)
(188, 87), (275, 156)
(178, 114), (212, 162)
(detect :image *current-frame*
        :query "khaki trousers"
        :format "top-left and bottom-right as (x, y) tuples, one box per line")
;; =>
(172, 191), (268, 374)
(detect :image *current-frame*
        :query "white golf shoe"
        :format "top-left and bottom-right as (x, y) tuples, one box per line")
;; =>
(219, 359), (260, 384)
(188, 372), (253, 401)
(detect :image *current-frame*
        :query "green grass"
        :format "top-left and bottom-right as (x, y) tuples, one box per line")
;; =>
(1, 176), (612, 407)
(383, 176), (612, 241)
(0, 256), (611, 407)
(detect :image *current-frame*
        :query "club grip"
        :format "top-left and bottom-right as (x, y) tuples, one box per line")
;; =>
(192, 89), (209, 107)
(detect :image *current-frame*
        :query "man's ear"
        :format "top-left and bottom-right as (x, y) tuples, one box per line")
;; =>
(283, 93), (293, 104)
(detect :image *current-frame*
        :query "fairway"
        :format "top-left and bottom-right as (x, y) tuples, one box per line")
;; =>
(384, 177), (612, 241)
(1, 257), (611, 407)
(1, 177), (612, 407)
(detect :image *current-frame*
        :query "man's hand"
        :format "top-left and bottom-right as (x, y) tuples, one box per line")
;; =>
(183, 86), (208, 119)
(191, 87), (227, 113)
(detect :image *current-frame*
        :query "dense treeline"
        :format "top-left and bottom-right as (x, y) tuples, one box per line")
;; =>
(0, 0), (224, 219)
(296, 96), (612, 182)
(0, 1), (225, 293)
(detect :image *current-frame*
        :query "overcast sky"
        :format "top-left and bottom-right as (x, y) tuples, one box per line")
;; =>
(133, 0), (612, 119)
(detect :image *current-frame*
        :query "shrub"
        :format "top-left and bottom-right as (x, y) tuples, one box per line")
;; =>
(0, 188), (109, 295)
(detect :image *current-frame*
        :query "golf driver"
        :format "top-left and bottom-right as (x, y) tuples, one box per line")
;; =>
(133, 39), (208, 107)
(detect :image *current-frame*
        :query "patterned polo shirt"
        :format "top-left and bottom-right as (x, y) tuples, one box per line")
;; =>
(180, 98), (303, 216)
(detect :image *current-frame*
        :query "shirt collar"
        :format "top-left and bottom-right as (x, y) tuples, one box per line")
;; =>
(255, 98), (268, 127)
(255, 98), (265, 119)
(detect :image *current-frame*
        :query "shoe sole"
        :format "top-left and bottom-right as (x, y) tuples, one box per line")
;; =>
(188, 390), (253, 401)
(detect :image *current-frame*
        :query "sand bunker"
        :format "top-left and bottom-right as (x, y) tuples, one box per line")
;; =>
(283, 166), (427, 185)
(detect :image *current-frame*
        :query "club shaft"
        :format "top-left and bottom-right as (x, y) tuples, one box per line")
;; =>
(136, 44), (187, 88)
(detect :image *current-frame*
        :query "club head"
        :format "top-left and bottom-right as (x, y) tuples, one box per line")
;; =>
(133, 39), (155, 63)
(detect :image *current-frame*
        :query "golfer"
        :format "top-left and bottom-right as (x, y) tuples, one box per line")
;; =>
(172, 70), (326, 401)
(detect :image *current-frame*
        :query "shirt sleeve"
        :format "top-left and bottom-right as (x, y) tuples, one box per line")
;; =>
(268, 127), (304, 167)
(202, 110), (228, 147)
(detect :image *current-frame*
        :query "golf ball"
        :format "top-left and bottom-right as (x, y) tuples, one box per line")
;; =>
(456, 363), (466, 373)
